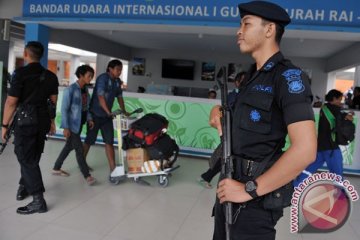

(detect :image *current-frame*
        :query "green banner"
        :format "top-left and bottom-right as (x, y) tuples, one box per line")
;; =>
(54, 92), (220, 151)
(54, 92), (357, 168)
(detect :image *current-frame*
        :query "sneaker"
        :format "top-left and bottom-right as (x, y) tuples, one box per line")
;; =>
(109, 175), (116, 184)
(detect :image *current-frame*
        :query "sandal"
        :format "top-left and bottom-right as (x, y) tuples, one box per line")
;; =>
(52, 169), (70, 177)
(86, 176), (97, 186)
(197, 178), (212, 189)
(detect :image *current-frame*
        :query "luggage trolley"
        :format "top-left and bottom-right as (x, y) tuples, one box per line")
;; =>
(110, 109), (180, 187)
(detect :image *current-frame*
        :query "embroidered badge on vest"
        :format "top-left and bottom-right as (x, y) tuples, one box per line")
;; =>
(250, 110), (261, 122)
(282, 69), (305, 94)
(263, 62), (275, 71)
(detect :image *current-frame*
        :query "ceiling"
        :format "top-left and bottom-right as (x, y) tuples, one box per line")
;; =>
(11, 21), (360, 80)
(39, 22), (360, 59)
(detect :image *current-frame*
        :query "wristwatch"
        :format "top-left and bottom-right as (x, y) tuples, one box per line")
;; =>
(245, 180), (259, 199)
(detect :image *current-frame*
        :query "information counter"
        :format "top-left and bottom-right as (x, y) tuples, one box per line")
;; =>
(53, 89), (359, 175)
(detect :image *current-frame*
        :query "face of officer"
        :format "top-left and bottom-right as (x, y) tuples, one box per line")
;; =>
(237, 15), (276, 54)
(108, 65), (122, 79)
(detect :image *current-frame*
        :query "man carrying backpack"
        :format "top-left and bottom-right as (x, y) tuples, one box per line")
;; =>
(295, 89), (354, 186)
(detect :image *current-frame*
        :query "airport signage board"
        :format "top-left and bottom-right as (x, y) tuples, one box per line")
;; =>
(22, 0), (360, 31)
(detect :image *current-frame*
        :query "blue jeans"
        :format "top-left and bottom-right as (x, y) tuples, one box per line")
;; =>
(294, 149), (343, 186)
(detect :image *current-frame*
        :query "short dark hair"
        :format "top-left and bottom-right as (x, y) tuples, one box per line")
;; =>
(208, 90), (217, 98)
(107, 59), (122, 72)
(25, 41), (44, 61)
(75, 65), (94, 78)
(137, 86), (146, 93)
(261, 20), (284, 44)
(354, 86), (360, 94)
(325, 89), (343, 102)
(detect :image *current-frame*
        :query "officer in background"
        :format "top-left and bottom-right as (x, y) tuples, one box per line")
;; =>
(2, 41), (58, 214)
(211, 1), (317, 239)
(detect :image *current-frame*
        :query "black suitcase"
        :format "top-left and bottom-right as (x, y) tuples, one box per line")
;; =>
(146, 133), (179, 168)
(128, 113), (169, 146)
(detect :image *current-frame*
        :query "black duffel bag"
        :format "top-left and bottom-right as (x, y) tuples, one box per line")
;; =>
(146, 133), (179, 169)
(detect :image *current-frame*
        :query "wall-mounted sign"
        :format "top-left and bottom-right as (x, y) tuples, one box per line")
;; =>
(21, 0), (360, 32)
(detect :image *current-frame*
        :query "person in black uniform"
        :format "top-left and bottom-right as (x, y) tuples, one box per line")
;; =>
(211, 1), (317, 239)
(2, 41), (59, 214)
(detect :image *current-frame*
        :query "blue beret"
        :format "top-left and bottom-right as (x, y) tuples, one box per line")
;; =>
(238, 1), (291, 27)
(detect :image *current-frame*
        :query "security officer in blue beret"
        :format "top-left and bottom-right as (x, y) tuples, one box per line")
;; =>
(211, 1), (317, 239)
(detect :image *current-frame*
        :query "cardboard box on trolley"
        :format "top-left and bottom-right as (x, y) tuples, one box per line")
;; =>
(126, 148), (149, 173)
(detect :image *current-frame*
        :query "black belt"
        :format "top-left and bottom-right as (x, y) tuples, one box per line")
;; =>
(240, 158), (261, 177)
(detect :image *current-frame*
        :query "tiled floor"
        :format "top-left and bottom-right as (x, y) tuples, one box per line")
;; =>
(0, 139), (359, 240)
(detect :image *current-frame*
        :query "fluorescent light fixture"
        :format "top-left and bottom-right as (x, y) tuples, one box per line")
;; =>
(344, 67), (355, 73)
(48, 43), (97, 57)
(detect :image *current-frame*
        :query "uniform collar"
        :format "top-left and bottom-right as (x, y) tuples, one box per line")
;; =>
(259, 51), (284, 72)
(242, 51), (285, 86)
(26, 62), (41, 67)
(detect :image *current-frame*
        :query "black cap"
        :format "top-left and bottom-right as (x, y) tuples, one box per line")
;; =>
(238, 1), (291, 27)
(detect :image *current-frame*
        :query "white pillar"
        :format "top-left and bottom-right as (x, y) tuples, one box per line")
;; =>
(327, 72), (337, 94)
(354, 66), (360, 87)
(96, 54), (110, 77)
(69, 55), (80, 84)
(57, 60), (64, 85)
(7, 40), (15, 74)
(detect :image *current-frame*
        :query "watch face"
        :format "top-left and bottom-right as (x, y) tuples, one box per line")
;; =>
(246, 181), (256, 192)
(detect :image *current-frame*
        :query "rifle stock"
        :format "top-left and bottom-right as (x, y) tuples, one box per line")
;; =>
(216, 66), (233, 240)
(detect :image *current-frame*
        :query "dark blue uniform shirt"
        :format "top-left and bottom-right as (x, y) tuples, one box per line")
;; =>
(232, 52), (314, 160)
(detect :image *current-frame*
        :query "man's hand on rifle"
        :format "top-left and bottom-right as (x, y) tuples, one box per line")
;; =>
(217, 178), (252, 204)
(209, 105), (223, 136)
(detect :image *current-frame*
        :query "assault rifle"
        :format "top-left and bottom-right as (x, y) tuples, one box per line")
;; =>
(216, 66), (234, 240)
(0, 118), (16, 155)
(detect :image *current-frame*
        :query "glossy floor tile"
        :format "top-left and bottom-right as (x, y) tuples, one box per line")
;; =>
(0, 140), (359, 240)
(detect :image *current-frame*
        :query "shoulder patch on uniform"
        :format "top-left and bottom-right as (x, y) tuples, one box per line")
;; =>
(250, 110), (261, 122)
(282, 69), (305, 94)
(263, 62), (275, 71)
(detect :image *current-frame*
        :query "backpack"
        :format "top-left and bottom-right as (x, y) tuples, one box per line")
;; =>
(322, 105), (355, 145)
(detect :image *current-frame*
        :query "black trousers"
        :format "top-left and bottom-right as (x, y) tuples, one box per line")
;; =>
(212, 198), (283, 240)
(54, 131), (90, 178)
(14, 126), (47, 195)
(201, 160), (221, 183)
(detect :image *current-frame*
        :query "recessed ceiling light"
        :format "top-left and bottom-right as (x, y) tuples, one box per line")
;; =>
(48, 44), (97, 57)
(344, 67), (355, 73)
